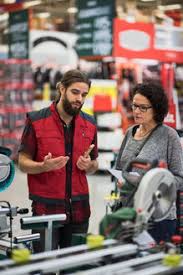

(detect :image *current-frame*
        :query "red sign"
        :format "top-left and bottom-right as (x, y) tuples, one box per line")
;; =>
(0, 3), (23, 12)
(113, 19), (183, 63)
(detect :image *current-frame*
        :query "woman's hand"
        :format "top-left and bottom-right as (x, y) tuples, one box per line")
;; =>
(117, 179), (123, 189)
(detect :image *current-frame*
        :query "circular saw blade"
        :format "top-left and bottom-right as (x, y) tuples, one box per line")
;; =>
(152, 181), (176, 221)
(0, 154), (10, 182)
(0, 154), (15, 192)
(134, 168), (176, 222)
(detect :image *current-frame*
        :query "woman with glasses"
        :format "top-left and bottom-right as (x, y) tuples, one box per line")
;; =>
(115, 81), (183, 243)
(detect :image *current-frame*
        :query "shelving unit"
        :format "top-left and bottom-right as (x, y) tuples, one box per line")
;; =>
(94, 109), (124, 171)
(0, 59), (33, 159)
(175, 65), (183, 128)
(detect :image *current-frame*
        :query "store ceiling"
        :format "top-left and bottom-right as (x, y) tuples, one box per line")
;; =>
(0, 0), (182, 32)
(0, 0), (183, 16)
(27, 0), (183, 15)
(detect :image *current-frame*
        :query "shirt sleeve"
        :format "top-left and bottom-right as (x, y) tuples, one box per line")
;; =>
(18, 117), (37, 159)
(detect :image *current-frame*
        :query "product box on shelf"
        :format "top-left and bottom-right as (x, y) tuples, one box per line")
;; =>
(0, 59), (34, 160)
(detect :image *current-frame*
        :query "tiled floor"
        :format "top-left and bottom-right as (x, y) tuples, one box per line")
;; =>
(0, 166), (114, 237)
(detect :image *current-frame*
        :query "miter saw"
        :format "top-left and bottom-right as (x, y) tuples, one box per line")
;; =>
(100, 159), (176, 243)
(0, 158), (181, 275)
(0, 146), (15, 192)
(134, 163), (176, 223)
(0, 146), (30, 255)
(0, 147), (67, 258)
(0, 147), (41, 257)
(0, 146), (15, 241)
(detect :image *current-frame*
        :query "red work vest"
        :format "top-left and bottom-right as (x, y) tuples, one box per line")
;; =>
(27, 103), (97, 205)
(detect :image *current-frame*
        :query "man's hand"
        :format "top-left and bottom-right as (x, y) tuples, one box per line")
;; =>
(76, 144), (95, 171)
(18, 151), (69, 175)
(76, 155), (91, 171)
(83, 144), (95, 158)
(43, 152), (69, 172)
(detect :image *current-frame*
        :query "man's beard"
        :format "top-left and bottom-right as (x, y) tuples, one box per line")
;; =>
(63, 96), (82, 116)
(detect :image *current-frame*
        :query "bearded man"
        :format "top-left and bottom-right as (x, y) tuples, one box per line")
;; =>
(18, 69), (98, 252)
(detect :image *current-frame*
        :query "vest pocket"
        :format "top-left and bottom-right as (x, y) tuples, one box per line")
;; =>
(38, 137), (65, 157)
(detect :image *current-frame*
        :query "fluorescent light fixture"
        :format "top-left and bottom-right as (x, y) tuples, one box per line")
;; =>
(67, 7), (78, 14)
(4, 0), (16, 3)
(23, 0), (42, 9)
(158, 4), (182, 11)
(154, 10), (166, 19)
(36, 12), (50, 18)
(140, 0), (156, 2)
(0, 12), (9, 21)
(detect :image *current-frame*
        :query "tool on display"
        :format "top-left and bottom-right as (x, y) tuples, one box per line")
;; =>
(0, 146), (67, 259)
(101, 159), (176, 242)
(21, 214), (66, 251)
(0, 147), (15, 192)
(134, 166), (176, 223)
(0, 155), (183, 275)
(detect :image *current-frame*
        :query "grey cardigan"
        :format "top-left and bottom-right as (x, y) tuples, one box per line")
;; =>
(116, 124), (183, 219)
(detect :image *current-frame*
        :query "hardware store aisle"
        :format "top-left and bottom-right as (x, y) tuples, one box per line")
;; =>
(0, 166), (114, 236)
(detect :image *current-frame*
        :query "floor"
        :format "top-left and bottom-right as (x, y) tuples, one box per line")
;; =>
(0, 166), (114, 238)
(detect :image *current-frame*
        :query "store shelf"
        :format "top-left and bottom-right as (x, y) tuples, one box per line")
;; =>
(0, 59), (34, 159)
(95, 111), (124, 171)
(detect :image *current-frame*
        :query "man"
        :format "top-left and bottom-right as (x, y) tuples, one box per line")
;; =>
(18, 69), (98, 252)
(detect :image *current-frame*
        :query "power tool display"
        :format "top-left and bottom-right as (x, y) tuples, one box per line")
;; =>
(0, 156), (183, 275)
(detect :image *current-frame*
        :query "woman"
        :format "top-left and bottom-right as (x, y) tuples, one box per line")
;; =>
(116, 82), (183, 243)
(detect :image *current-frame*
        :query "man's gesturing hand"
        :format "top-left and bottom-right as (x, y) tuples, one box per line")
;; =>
(76, 144), (95, 171)
(42, 152), (69, 172)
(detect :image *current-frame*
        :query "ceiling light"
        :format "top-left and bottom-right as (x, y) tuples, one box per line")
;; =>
(23, 0), (42, 9)
(158, 4), (182, 11)
(67, 7), (78, 14)
(140, 0), (156, 2)
(154, 10), (166, 19)
(54, 18), (64, 24)
(0, 13), (8, 21)
(3, 0), (16, 3)
(36, 12), (50, 18)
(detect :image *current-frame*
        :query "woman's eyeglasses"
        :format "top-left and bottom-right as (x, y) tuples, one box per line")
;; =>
(131, 103), (152, 113)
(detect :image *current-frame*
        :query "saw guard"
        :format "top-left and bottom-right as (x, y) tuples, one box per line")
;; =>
(134, 168), (176, 222)
(0, 153), (15, 192)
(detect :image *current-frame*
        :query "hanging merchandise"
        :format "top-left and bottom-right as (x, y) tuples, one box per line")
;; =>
(0, 59), (33, 159)
(175, 65), (183, 128)
(161, 63), (177, 129)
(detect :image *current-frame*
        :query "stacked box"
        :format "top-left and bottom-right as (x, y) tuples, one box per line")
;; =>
(0, 59), (33, 160)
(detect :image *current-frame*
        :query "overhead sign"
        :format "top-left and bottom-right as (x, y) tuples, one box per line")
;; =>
(113, 19), (183, 63)
(9, 9), (29, 59)
(75, 0), (115, 58)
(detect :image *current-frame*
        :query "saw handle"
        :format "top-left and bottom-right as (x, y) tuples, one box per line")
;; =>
(122, 159), (159, 187)
(125, 158), (159, 172)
